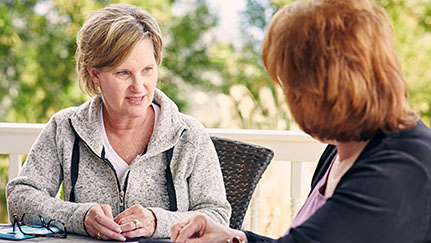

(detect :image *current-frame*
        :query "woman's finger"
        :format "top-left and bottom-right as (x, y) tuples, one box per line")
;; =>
(101, 204), (114, 219)
(171, 221), (187, 242)
(92, 204), (120, 232)
(96, 225), (126, 241)
(174, 216), (207, 243)
(184, 234), (214, 243)
(118, 219), (136, 233)
(115, 204), (142, 222)
(122, 226), (153, 238)
(93, 216), (126, 241)
(115, 205), (156, 237)
(85, 204), (125, 241)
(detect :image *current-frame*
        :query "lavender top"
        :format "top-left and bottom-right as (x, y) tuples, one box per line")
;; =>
(286, 155), (337, 234)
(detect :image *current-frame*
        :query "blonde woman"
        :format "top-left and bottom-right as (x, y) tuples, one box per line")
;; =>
(7, 4), (230, 241)
(171, 0), (431, 242)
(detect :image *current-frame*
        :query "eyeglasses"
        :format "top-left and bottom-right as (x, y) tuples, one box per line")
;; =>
(11, 212), (67, 238)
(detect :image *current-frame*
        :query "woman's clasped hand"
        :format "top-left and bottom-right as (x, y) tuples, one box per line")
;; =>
(84, 204), (157, 241)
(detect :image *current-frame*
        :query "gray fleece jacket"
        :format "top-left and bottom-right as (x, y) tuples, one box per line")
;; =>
(6, 89), (231, 238)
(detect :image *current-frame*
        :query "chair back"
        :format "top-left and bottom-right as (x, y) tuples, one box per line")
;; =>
(211, 136), (274, 229)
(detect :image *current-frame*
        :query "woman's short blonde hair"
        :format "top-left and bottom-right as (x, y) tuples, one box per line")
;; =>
(75, 4), (163, 96)
(262, 0), (418, 141)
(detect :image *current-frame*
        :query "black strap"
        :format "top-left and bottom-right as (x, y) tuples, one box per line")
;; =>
(70, 135), (80, 203)
(165, 147), (177, 211)
(69, 134), (177, 211)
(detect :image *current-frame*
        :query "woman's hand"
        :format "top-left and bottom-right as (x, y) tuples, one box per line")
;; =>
(84, 204), (125, 241)
(171, 214), (247, 243)
(114, 204), (156, 238)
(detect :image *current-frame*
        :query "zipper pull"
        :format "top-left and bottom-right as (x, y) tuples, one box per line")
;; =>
(119, 190), (125, 212)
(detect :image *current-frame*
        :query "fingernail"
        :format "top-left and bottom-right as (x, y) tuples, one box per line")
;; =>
(121, 236), (126, 242)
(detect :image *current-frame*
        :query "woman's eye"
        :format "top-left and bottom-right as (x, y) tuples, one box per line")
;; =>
(143, 67), (152, 73)
(117, 71), (128, 76)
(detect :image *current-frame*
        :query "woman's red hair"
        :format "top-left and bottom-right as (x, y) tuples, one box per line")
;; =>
(262, 0), (418, 141)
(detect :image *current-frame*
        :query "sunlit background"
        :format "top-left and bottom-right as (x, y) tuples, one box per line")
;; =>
(0, 0), (430, 238)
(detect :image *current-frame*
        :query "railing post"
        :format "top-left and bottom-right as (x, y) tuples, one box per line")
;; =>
(290, 161), (302, 221)
(249, 184), (260, 232)
(8, 154), (22, 182)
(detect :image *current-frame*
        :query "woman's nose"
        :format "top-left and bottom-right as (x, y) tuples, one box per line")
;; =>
(129, 75), (145, 93)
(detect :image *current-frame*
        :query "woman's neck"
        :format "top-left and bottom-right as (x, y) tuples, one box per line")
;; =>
(103, 105), (154, 132)
(323, 139), (370, 198)
(336, 140), (369, 162)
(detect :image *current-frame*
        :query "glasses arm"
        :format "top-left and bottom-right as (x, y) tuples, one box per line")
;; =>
(12, 214), (18, 234)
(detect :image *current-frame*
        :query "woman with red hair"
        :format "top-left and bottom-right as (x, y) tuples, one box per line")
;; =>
(170, 0), (431, 242)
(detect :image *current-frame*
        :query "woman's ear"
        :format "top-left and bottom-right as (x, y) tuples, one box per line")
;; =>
(87, 67), (100, 86)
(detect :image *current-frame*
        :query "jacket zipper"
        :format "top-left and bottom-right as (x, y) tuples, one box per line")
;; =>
(102, 151), (128, 212)
(121, 171), (131, 212)
(70, 121), (128, 213)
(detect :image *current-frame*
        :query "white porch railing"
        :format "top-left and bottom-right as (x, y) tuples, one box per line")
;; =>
(0, 122), (326, 234)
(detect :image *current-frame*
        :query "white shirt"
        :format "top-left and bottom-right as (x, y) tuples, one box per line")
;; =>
(98, 102), (160, 178)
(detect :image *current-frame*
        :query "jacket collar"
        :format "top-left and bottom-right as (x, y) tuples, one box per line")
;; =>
(146, 89), (189, 157)
(69, 89), (189, 158)
(69, 96), (104, 156)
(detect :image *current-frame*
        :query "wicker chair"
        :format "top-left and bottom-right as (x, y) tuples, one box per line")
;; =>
(211, 136), (274, 230)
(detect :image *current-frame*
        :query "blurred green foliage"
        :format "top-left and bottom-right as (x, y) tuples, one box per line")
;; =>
(381, 0), (431, 125)
(0, 0), (223, 123)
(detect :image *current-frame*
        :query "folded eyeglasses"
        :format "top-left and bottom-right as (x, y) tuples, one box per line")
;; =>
(11, 212), (67, 238)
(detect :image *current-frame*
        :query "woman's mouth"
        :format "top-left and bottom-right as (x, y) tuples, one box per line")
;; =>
(127, 96), (145, 104)
(128, 96), (144, 101)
